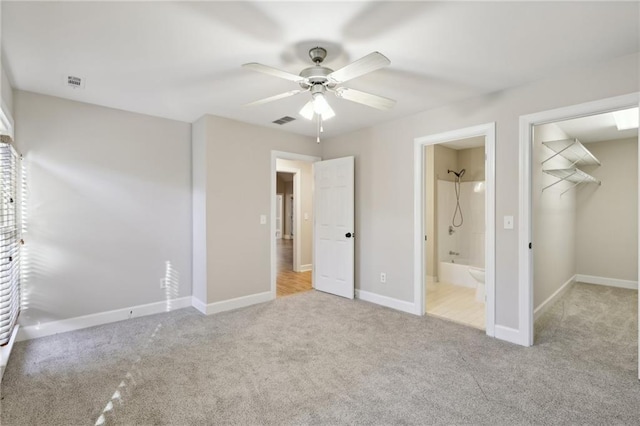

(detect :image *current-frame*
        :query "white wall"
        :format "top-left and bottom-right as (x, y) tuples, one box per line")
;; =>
(532, 123), (576, 309)
(576, 137), (638, 281)
(14, 91), (192, 326)
(321, 53), (639, 329)
(192, 115), (320, 305)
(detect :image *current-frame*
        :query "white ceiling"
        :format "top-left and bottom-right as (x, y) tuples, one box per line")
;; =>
(554, 109), (639, 144)
(3, 1), (639, 139)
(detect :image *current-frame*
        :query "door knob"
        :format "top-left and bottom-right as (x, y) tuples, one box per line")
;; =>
(345, 232), (353, 238)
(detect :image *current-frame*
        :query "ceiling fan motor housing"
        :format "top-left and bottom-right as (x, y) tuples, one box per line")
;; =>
(299, 66), (335, 89)
(309, 46), (327, 64)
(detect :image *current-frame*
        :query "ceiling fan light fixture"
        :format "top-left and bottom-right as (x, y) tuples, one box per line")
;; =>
(299, 100), (315, 120)
(312, 92), (330, 114)
(321, 106), (335, 121)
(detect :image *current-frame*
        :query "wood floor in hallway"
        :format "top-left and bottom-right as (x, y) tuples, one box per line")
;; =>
(277, 239), (312, 297)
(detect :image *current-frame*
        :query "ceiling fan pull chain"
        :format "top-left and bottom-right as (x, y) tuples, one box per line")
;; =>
(316, 115), (321, 143)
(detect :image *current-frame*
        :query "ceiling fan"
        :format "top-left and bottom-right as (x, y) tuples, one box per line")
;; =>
(243, 47), (396, 140)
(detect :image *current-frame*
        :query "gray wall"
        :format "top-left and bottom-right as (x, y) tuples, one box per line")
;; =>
(458, 147), (485, 182)
(532, 123), (576, 309)
(192, 115), (320, 305)
(14, 90), (192, 326)
(321, 53), (639, 329)
(576, 137), (638, 281)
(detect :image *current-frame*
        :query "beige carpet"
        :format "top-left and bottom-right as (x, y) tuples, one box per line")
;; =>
(1, 283), (638, 425)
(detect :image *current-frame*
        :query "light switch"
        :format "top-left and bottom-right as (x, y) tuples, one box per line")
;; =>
(260, 214), (267, 225)
(504, 215), (514, 230)
(304, 213), (309, 220)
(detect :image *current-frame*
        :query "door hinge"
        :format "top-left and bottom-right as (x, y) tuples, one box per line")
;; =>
(529, 242), (532, 249)
(424, 235), (427, 241)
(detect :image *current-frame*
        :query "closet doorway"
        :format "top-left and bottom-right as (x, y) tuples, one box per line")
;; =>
(519, 93), (640, 378)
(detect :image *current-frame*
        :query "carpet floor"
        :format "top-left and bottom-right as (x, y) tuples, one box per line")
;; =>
(0, 282), (638, 425)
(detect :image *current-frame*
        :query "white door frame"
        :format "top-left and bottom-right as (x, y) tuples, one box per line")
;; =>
(414, 122), (496, 337)
(518, 92), (639, 348)
(275, 193), (284, 239)
(271, 151), (321, 299)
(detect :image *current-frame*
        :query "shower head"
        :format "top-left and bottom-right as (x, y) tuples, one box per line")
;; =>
(447, 169), (466, 178)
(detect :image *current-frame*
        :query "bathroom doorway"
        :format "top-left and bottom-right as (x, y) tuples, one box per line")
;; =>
(414, 123), (496, 336)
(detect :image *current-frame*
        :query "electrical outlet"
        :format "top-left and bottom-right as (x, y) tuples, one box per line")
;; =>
(160, 278), (167, 289)
(380, 272), (386, 283)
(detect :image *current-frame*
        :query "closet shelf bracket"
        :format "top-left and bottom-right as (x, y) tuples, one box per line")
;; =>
(542, 138), (600, 167)
(542, 168), (601, 194)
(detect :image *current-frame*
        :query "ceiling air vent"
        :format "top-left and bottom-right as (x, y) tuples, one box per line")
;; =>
(65, 75), (85, 89)
(272, 116), (296, 125)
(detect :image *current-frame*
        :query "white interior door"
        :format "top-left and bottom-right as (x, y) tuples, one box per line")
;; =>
(313, 157), (355, 299)
(275, 194), (283, 239)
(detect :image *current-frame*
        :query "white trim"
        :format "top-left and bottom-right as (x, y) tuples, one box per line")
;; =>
(197, 291), (273, 315)
(494, 325), (522, 345)
(300, 263), (312, 272)
(519, 92), (640, 348)
(355, 289), (416, 315)
(575, 274), (638, 290)
(0, 98), (14, 140)
(191, 296), (207, 314)
(275, 192), (284, 240)
(0, 325), (19, 383)
(534, 275), (575, 321)
(413, 122), (497, 336)
(271, 151), (321, 298)
(17, 297), (192, 341)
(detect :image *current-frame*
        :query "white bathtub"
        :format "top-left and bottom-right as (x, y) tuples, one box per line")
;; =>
(439, 259), (476, 289)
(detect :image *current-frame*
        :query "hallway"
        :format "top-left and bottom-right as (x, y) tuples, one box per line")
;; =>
(277, 239), (312, 297)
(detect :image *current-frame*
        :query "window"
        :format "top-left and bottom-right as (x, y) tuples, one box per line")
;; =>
(0, 137), (20, 346)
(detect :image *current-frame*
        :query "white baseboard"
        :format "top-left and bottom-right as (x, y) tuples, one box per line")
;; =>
(576, 274), (638, 290)
(0, 325), (19, 383)
(534, 275), (575, 321)
(17, 297), (192, 342)
(495, 325), (527, 346)
(355, 289), (416, 315)
(300, 264), (312, 272)
(283, 234), (292, 240)
(196, 291), (274, 315)
(191, 296), (207, 315)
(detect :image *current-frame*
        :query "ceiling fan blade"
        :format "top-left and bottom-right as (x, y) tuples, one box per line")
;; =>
(328, 52), (390, 83)
(244, 89), (305, 107)
(242, 62), (304, 82)
(335, 87), (396, 110)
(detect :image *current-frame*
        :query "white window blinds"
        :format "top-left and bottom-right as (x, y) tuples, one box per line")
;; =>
(0, 139), (20, 346)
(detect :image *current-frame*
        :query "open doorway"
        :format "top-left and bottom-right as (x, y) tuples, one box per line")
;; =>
(519, 93), (640, 371)
(425, 138), (487, 329)
(275, 169), (309, 297)
(527, 106), (638, 366)
(414, 123), (496, 336)
(271, 152), (321, 298)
